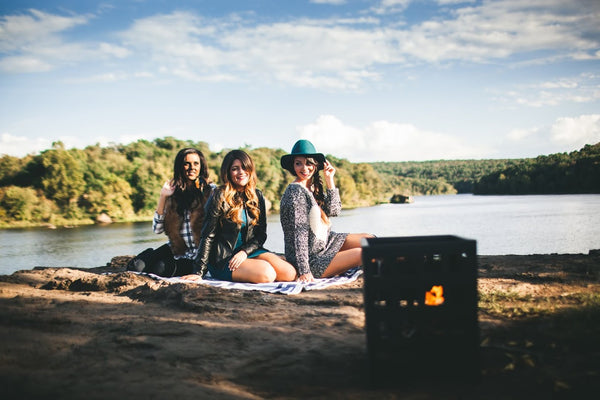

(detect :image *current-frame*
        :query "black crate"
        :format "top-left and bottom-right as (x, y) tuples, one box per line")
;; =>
(361, 235), (480, 384)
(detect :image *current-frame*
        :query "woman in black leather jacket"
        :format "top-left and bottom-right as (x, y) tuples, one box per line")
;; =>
(192, 150), (297, 283)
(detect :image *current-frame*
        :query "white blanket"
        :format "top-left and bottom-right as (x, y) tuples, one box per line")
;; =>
(145, 267), (363, 295)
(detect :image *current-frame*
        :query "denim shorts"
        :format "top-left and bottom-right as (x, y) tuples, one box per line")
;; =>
(207, 264), (233, 281)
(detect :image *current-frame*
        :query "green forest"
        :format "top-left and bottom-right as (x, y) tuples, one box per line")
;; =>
(1, 138), (598, 228)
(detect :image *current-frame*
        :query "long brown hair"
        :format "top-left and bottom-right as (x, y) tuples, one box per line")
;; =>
(219, 150), (260, 226)
(294, 156), (330, 225)
(171, 148), (210, 215)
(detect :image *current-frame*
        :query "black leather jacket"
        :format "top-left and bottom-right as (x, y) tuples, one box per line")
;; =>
(193, 187), (267, 276)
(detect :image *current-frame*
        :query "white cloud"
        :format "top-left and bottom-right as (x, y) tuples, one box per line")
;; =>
(108, 1), (600, 89)
(310, 0), (346, 5)
(3, 2), (599, 86)
(508, 127), (540, 141)
(1, 133), (52, 157)
(394, 0), (600, 63)
(0, 133), (154, 157)
(0, 9), (89, 52)
(0, 9), (128, 73)
(496, 73), (600, 108)
(437, 0), (476, 4)
(119, 12), (394, 89)
(297, 115), (488, 162)
(551, 114), (600, 148)
(372, 0), (412, 14)
(0, 56), (53, 73)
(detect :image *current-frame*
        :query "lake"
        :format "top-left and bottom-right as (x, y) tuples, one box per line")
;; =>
(1, 194), (599, 276)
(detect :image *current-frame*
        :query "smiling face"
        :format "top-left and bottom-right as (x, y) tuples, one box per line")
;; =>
(293, 156), (317, 184)
(182, 153), (201, 182)
(229, 159), (249, 190)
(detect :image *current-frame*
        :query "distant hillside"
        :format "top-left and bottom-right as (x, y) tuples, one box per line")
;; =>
(370, 142), (600, 196)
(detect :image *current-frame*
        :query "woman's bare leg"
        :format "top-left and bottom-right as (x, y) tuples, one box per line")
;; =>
(321, 248), (362, 278)
(231, 259), (277, 283)
(256, 252), (297, 281)
(340, 233), (373, 251)
(322, 233), (374, 278)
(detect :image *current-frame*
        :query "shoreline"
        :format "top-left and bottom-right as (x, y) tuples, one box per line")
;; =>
(1, 252), (599, 399)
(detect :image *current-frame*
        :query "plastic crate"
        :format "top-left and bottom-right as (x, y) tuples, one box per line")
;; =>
(361, 235), (480, 384)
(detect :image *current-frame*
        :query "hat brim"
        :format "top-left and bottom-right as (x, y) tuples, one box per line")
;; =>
(281, 153), (326, 173)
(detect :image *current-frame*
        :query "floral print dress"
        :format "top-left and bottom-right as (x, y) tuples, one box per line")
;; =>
(279, 183), (348, 278)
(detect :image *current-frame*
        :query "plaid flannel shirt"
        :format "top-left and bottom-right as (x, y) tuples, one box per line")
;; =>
(153, 210), (198, 260)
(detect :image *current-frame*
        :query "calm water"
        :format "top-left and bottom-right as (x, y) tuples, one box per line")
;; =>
(1, 194), (599, 275)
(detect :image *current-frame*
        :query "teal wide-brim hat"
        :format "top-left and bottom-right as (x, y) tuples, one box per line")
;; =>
(280, 139), (326, 174)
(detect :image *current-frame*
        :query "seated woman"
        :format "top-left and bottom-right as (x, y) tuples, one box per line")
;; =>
(190, 150), (297, 283)
(279, 140), (373, 283)
(128, 147), (214, 277)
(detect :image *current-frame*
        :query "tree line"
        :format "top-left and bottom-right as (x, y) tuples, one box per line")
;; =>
(0, 137), (386, 227)
(1, 138), (598, 228)
(371, 143), (599, 195)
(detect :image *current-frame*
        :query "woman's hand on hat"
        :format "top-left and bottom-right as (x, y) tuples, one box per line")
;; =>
(323, 161), (336, 188)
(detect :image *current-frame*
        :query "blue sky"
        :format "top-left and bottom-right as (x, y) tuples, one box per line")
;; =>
(1, 0), (599, 162)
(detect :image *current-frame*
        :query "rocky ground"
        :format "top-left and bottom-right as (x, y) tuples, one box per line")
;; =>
(1, 252), (599, 399)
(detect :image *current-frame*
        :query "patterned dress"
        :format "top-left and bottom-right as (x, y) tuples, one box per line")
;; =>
(279, 183), (348, 278)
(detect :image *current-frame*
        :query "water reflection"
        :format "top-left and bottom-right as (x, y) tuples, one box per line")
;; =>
(1, 194), (599, 275)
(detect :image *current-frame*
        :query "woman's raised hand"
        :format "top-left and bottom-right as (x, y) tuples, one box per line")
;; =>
(160, 180), (176, 197)
(323, 161), (336, 188)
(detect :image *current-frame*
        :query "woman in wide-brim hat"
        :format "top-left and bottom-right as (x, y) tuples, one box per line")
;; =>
(279, 139), (373, 283)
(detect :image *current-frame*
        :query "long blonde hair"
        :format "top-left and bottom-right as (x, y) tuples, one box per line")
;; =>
(219, 150), (260, 226)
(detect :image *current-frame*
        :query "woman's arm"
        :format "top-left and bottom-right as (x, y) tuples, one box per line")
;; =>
(239, 189), (267, 256)
(193, 189), (222, 276)
(153, 181), (175, 234)
(321, 161), (342, 216)
(323, 188), (342, 217)
(281, 185), (312, 277)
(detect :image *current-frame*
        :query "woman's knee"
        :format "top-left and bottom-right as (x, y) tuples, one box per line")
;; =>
(253, 262), (277, 283)
(342, 233), (372, 251)
(275, 265), (297, 282)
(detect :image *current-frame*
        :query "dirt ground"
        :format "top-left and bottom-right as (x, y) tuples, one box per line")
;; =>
(1, 252), (599, 399)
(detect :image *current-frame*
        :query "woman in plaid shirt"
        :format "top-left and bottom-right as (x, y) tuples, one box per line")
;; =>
(128, 148), (214, 277)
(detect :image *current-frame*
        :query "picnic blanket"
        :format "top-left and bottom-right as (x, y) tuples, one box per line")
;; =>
(142, 267), (363, 295)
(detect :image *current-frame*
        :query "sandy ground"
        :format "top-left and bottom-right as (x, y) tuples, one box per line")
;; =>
(1, 253), (599, 399)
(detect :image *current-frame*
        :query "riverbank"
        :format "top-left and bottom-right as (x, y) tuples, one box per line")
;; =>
(1, 252), (599, 399)
(0, 214), (154, 230)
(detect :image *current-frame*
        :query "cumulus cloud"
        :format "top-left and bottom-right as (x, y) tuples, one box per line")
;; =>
(551, 115), (600, 148)
(119, 12), (393, 89)
(393, 0), (600, 63)
(497, 73), (600, 107)
(0, 9), (89, 52)
(0, 133), (52, 157)
(310, 0), (347, 4)
(3, 1), (599, 86)
(508, 127), (541, 141)
(297, 115), (488, 162)
(0, 133), (154, 157)
(0, 9), (128, 73)
(505, 115), (600, 156)
(108, 0), (599, 88)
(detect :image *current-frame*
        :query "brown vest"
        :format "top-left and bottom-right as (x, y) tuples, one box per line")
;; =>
(163, 193), (208, 257)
